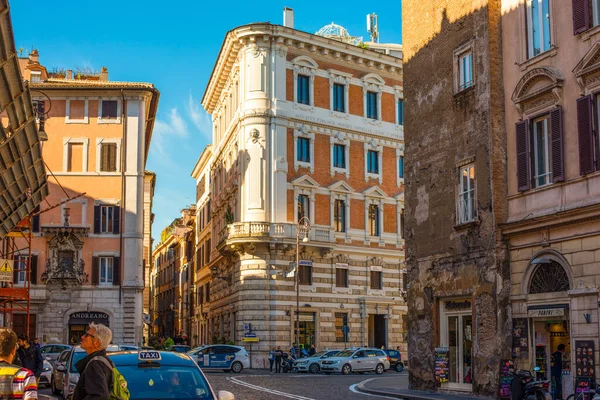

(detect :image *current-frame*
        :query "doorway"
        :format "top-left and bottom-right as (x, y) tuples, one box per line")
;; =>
(441, 312), (473, 391)
(368, 314), (387, 349)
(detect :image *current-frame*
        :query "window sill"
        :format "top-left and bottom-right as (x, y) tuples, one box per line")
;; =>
(365, 172), (382, 183)
(454, 219), (480, 231)
(518, 47), (558, 71)
(331, 166), (349, 177)
(364, 117), (382, 126)
(367, 288), (385, 296)
(453, 85), (474, 98)
(294, 102), (314, 112)
(65, 118), (89, 124)
(300, 284), (317, 293)
(581, 24), (600, 41)
(333, 287), (352, 294)
(330, 110), (350, 119)
(98, 118), (122, 124)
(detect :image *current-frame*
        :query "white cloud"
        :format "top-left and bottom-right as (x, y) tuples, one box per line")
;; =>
(150, 107), (188, 162)
(187, 92), (212, 139)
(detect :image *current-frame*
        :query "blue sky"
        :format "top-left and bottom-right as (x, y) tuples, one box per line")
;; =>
(10, 1), (401, 241)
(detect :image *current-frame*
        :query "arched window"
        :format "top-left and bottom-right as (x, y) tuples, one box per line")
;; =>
(529, 261), (570, 294)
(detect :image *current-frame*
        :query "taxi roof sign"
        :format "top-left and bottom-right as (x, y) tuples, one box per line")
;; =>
(139, 351), (161, 361)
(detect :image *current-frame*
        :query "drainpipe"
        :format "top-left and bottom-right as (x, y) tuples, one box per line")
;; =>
(359, 297), (366, 346)
(119, 89), (127, 305)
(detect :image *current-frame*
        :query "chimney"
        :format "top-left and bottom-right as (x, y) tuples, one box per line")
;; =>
(29, 49), (39, 63)
(100, 66), (108, 81)
(283, 7), (294, 29)
(67, 70), (73, 80)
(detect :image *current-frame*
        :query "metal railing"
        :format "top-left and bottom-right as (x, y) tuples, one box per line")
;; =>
(226, 222), (333, 243)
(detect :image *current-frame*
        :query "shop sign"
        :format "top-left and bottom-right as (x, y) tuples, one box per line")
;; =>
(69, 312), (109, 320)
(445, 300), (471, 311)
(434, 347), (449, 383)
(527, 308), (564, 318)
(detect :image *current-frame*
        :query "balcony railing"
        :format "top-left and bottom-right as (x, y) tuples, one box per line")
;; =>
(225, 222), (333, 243)
(456, 196), (476, 225)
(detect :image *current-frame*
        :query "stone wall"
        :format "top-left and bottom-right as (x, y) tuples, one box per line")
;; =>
(403, 0), (510, 396)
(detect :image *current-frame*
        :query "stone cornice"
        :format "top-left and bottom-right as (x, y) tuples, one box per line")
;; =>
(202, 23), (403, 114)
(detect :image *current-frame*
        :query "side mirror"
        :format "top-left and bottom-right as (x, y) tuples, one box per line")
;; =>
(218, 390), (235, 400)
(56, 365), (66, 373)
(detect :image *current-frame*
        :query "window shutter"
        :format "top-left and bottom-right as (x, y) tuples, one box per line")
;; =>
(113, 256), (121, 285)
(94, 205), (101, 234)
(108, 143), (117, 171)
(112, 206), (120, 234)
(101, 144), (108, 171)
(516, 120), (531, 191)
(92, 257), (99, 285)
(573, 0), (590, 35)
(577, 95), (595, 175)
(550, 106), (565, 182)
(30, 255), (37, 285)
(32, 205), (40, 233)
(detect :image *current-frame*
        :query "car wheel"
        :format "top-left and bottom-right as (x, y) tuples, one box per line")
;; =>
(309, 363), (320, 374)
(375, 363), (384, 374)
(231, 361), (243, 373)
(396, 363), (404, 373)
(51, 377), (61, 395)
(342, 364), (352, 375)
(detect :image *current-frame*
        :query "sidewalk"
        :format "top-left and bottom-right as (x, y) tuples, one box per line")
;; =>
(356, 376), (487, 400)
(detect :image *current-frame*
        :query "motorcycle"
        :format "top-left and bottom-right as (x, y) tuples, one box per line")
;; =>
(510, 368), (551, 400)
(281, 353), (297, 373)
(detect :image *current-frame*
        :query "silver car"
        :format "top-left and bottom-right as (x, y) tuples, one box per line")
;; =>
(293, 350), (340, 373)
(38, 359), (53, 388)
(319, 348), (390, 375)
(51, 345), (122, 398)
(40, 344), (72, 363)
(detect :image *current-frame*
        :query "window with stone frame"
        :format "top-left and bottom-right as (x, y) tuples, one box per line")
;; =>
(526, 0), (552, 58)
(369, 204), (380, 237)
(334, 199), (346, 233)
(335, 264), (348, 288)
(100, 143), (118, 172)
(299, 263), (312, 285)
(370, 269), (382, 290)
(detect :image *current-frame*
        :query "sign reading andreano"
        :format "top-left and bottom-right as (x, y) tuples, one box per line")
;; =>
(69, 312), (109, 320)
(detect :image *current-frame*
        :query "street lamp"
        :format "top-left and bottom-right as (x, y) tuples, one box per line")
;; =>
(295, 217), (310, 349)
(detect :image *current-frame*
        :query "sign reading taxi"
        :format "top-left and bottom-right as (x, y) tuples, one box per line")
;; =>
(0, 259), (13, 282)
(139, 351), (161, 361)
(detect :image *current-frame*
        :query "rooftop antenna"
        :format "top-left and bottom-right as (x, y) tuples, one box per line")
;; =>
(367, 13), (379, 43)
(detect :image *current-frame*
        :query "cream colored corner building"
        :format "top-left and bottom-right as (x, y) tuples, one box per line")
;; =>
(191, 18), (407, 363)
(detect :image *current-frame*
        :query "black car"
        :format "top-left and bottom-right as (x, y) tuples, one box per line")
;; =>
(383, 349), (404, 372)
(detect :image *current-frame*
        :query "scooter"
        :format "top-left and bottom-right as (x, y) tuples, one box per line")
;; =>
(510, 368), (551, 400)
(281, 353), (297, 373)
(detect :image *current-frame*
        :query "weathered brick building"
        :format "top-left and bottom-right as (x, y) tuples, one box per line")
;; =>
(403, 1), (511, 395)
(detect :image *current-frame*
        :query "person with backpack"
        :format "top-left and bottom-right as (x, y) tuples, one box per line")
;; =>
(0, 328), (37, 399)
(73, 322), (128, 400)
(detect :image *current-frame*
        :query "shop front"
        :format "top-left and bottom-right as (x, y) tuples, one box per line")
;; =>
(68, 311), (110, 345)
(439, 298), (473, 391)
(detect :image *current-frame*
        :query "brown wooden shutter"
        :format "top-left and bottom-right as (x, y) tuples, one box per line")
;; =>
(94, 205), (101, 234)
(110, 143), (117, 171)
(92, 257), (99, 285)
(516, 120), (531, 191)
(112, 206), (120, 234)
(30, 255), (37, 285)
(101, 144), (108, 171)
(550, 106), (565, 182)
(577, 95), (595, 175)
(573, 0), (591, 35)
(113, 256), (121, 285)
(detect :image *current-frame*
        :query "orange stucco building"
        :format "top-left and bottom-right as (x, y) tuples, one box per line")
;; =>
(7, 50), (159, 345)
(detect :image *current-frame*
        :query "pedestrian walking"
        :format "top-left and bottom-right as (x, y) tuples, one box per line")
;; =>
(309, 344), (316, 356)
(275, 346), (283, 373)
(268, 347), (275, 373)
(0, 328), (37, 399)
(72, 322), (114, 400)
(290, 343), (297, 358)
(16, 334), (43, 379)
(551, 344), (565, 400)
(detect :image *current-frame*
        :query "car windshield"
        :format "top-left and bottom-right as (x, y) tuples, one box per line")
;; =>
(117, 365), (214, 399)
(323, 351), (339, 358)
(335, 350), (355, 357)
(70, 352), (87, 373)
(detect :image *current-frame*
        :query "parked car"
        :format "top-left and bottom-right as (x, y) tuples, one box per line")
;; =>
(383, 349), (404, 372)
(168, 345), (191, 353)
(50, 344), (124, 397)
(319, 348), (390, 375)
(189, 344), (249, 373)
(111, 350), (235, 399)
(38, 359), (53, 388)
(293, 350), (340, 373)
(40, 344), (72, 363)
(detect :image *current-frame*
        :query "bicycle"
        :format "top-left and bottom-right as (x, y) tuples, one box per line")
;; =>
(566, 390), (597, 400)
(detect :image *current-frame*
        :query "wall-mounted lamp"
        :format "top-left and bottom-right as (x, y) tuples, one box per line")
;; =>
(211, 266), (232, 284)
(339, 303), (344, 309)
(584, 313), (592, 324)
(63, 207), (70, 227)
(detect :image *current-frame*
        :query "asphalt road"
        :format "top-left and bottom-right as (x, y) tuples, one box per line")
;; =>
(39, 369), (408, 400)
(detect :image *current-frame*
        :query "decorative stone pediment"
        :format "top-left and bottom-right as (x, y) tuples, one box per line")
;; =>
(573, 41), (600, 93)
(395, 191), (405, 202)
(291, 175), (320, 188)
(291, 55), (318, 70)
(42, 233), (88, 288)
(363, 185), (388, 198)
(328, 180), (354, 193)
(511, 67), (563, 116)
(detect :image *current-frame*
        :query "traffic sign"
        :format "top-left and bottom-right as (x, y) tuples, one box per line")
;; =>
(0, 259), (13, 282)
(341, 325), (350, 335)
(242, 333), (259, 342)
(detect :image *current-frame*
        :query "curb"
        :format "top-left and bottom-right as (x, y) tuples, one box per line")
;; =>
(355, 380), (435, 400)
